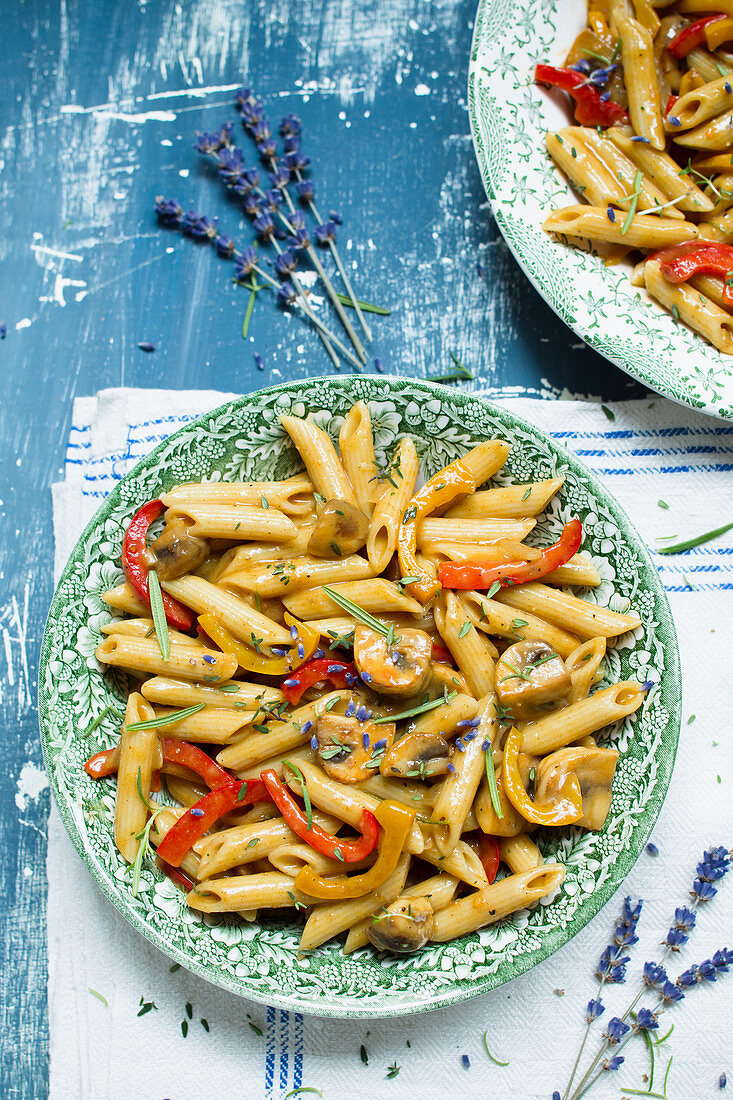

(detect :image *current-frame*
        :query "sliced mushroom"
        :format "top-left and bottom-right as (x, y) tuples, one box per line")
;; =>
(147, 521), (210, 581)
(367, 895), (435, 953)
(314, 711), (395, 783)
(307, 499), (369, 559)
(495, 640), (571, 722)
(379, 729), (452, 779)
(353, 624), (432, 697)
(426, 663), (471, 699)
(534, 746), (619, 831)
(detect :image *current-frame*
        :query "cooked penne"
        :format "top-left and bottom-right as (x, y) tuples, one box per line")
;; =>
(445, 477), (565, 519)
(100, 617), (202, 646)
(282, 578), (421, 619)
(140, 675), (283, 709)
(366, 436), (419, 574)
(493, 582), (642, 638)
(645, 259), (733, 353)
(431, 694), (496, 854)
(159, 575), (292, 645)
(499, 834), (544, 874)
(162, 503), (297, 542)
(619, 18), (665, 149)
(187, 872), (317, 913)
(343, 873), (459, 954)
(280, 414), (357, 506)
(102, 582), (148, 616)
(161, 475), (313, 514)
(566, 637), (608, 704)
(95, 635), (238, 682)
(224, 554), (374, 598)
(114, 693), (158, 863)
(338, 401), (380, 516)
(520, 682), (645, 755)
(435, 593), (497, 696)
(431, 864), (566, 941)
(608, 127), (714, 213)
(417, 518), (536, 545)
(543, 206), (698, 247)
(459, 592), (580, 659)
(298, 855), (411, 952)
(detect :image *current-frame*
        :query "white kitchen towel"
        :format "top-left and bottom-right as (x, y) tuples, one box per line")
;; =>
(49, 388), (733, 1100)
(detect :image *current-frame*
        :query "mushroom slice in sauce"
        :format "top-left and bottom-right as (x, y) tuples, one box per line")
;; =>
(379, 729), (452, 779)
(353, 625), (433, 697)
(534, 746), (619, 831)
(147, 521), (210, 581)
(314, 712), (395, 783)
(495, 640), (571, 722)
(367, 895), (435, 953)
(307, 499), (369, 559)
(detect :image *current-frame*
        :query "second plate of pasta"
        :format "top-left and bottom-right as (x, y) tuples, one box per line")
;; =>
(469, 0), (733, 419)
(39, 377), (680, 1017)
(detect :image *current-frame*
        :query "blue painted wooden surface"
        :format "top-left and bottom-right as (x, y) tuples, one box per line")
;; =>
(0, 0), (648, 1094)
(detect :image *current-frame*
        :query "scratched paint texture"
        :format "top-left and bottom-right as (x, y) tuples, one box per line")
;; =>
(0, 1), (647, 1095)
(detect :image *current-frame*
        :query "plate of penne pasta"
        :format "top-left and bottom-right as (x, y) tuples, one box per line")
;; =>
(469, 0), (733, 420)
(39, 377), (680, 1016)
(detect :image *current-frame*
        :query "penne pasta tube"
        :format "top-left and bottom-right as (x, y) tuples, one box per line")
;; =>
(161, 475), (313, 515)
(666, 73), (733, 132)
(284, 759), (426, 856)
(544, 554), (602, 587)
(115, 694), (157, 863)
(520, 682), (645, 755)
(149, 806), (200, 881)
(187, 872), (317, 913)
(215, 691), (350, 771)
(232, 745), (316, 781)
(608, 127), (714, 213)
(678, 0), (733, 18)
(282, 579), (422, 620)
(160, 575), (292, 645)
(689, 273), (731, 309)
(456, 440), (511, 485)
(102, 582), (148, 616)
(435, 593), (497, 696)
(632, 0), (660, 34)
(499, 834), (543, 875)
(419, 838), (488, 889)
(445, 478), (565, 519)
(343, 873), (459, 954)
(582, 128), (683, 215)
(214, 528), (316, 577)
(566, 637), (607, 705)
(545, 130), (629, 207)
(618, 18), (665, 149)
(493, 582), (642, 638)
(298, 855), (411, 952)
(149, 705), (252, 743)
(645, 259), (733, 354)
(224, 554), (374, 598)
(421, 540), (538, 567)
(279, 414), (357, 506)
(95, 635), (238, 683)
(543, 206), (698, 247)
(674, 107), (733, 151)
(417, 518), (536, 545)
(267, 843), (375, 878)
(338, 401), (380, 515)
(163, 503), (297, 542)
(367, 437), (419, 574)
(687, 46), (731, 85)
(140, 676), (283, 709)
(459, 592), (580, 659)
(100, 617), (201, 646)
(195, 811), (340, 878)
(430, 864), (566, 941)
(431, 694), (496, 855)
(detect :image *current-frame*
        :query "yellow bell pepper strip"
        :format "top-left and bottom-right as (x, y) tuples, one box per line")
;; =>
(198, 611), (319, 675)
(293, 799), (416, 900)
(502, 727), (583, 826)
(397, 458), (476, 604)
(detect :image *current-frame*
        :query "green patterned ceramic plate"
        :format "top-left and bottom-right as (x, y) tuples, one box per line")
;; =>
(468, 0), (733, 420)
(39, 377), (680, 1017)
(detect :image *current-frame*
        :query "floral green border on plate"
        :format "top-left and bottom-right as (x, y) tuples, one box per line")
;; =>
(39, 376), (680, 1017)
(468, 0), (733, 420)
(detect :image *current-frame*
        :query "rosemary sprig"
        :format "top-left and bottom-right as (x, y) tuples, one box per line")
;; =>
(321, 586), (391, 638)
(483, 1030), (509, 1066)
(147, 570), (170, 661)
(125, 703), (206, 731)
(484, 736), (504, 820)
(81, 704), (125, 738)
(334, 293), (390, 315)
(284, 759), (313, 830)
(131, 803), (167, 896)
(656, 520), (733, 554)
(621, 170), (643, 236)
(372, 690), (457, 726)
(427, 351), (474, 383)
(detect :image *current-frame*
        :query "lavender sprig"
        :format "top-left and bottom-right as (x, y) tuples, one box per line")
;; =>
(154, 197), (359, 367)
(563, 847), (731, 1100)
(235, 90), (369, 362)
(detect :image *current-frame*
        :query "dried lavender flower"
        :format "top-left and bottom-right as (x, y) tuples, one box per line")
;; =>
(632, 1007), (658, 1033)
(296, 179), (315, 203)
(182, 211), (217, 239)
(595, 946), (628, 984)
(280, 113), (301, 137)
(215, 234), (236, 258)
(586, 999), (605, 1022)
(276, 281), (297, 307)
(253, 210), (275, 240)
(603, 1018), (630, 1045)
(315, 220), (337, 246)
(234, 246), (258, 280)
(274, 248), (298, 277)
(154, 197), (183, 225)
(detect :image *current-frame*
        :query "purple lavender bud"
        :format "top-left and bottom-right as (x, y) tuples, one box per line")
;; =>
(296, 179), (315, 203)
(234, 246), (258, 280)
(463, 731), (477, 741)
(154, 197), (183, 225)
(697, 846), (731, 884)
(313, 648), (325, 659)
(659, 980), (684, 1004)
(673, 906), (697, 933)
(713, 947), (733, 971)
(362, 731), (370, 749)
(356, 705), (367, 722)
(288, 227), (310, 251)
(461, 1055), (470, 1069)
(720, 1072), (727, 1089)
(641, 680), (655, 692)
(613, 897), (642, 948)
(596, 946), (628, 984)
(192, 130), (220, 154)
(253, 210), (275, 240)
(283, 135), (300, 154)
(137, 342), (156, 353)
(646, 842), (659, 856)
(691, 879), (718, 903)
(345, 699), (356, 717)
(604, 1018), (630, 1045)
(254, 352), (264, 371)
(553, 1093), (561, 1100)
(310, 734), (318, 750)
(190, 808), (205, 818)
(181, 211), (217, 239)
(602, 1056), (624, 1072)
(301, 721), (312, 735)
(446, 763), (456, 773)
(315, 220), (337, 246)
(373, 738), (387, 750)
(0, 324), (6, 339)
(257, 137), (277, 159)
(374, 357), (383, 372)
(280, 113), (301, 137)
(664, 928), (689, 952)
(217, 147), (244, 182)
(275, 248), (298, 277)
(329, 210), (343, 225)
(242, 193), (261, 218)
(633, 1008), (658, 1033)
(252, 119), (272, 142)
(676, 965), (699, 987)
(202, 655), (215, 664)
(698, 958), (720, 982)
(643, 961), (667, 989)
(481, 739), (491, 751)
(297, 643), (305, 659)
(262, 187), (283, 214)
(586, 998), (605, 1022)
(215, 234), (236, 258)
(284, 150), (311, 173)
(360, 671), (372, 683)
(269, 165), (291, 188)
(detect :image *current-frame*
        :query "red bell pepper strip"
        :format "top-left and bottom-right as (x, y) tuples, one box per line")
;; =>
(535, 64), (628, 127)
(156, 784), (242, 866)
(437, 518), (583, 591)
(84, 746), (118, 778)
(260, 768), (379, 863)
(667, 15), (726, 59)
(280, 657), (357, 706)
(478, 834), (501, 885)
(432, 643), (454, 664)
(665, 93), (679, 116)
(159, 738), (235, 790)
(121, 499), (194, 631)
(660, 242), (733, 308)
